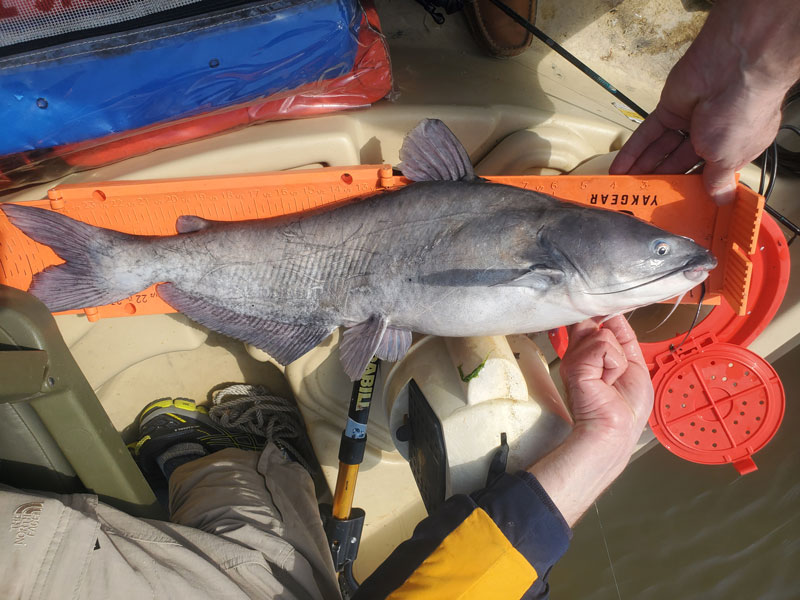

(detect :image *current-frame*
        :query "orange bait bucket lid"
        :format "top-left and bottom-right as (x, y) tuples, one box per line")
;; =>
(648, 338), (785, 475)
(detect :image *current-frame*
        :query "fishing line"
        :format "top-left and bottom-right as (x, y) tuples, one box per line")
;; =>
(671, 281), (705, 352)
(759, 144), (769, 196)
(594, 502), (624, 600)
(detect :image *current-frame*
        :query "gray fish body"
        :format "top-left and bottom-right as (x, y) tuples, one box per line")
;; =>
(1, 119), (717, 379)
(121, 181), (577, 336)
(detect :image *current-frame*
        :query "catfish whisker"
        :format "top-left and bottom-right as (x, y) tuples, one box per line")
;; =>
(645, 292), (686, 333)
(584, 264), (688, 296)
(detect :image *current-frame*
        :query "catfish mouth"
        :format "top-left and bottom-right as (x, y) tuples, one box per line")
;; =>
(683, 252), (718, 282)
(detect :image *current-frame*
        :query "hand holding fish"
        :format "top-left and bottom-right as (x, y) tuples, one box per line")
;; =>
(560, 315), (653, 451)
(529, 316), (653, 526)
(610, 0), (800, 205)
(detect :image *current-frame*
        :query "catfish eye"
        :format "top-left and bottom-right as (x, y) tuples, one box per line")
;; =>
(653, 240), (670, 256)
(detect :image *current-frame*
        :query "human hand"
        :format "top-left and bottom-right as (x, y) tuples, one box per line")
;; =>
(528, 316), (653, 525)
(610, 0), (800, 205)
(560, 316), (653, 453)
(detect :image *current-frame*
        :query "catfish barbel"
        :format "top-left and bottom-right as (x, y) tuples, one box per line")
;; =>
(1, 119), (717, 379)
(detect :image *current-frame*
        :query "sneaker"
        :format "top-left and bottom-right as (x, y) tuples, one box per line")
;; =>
(129, 397), (267, 482)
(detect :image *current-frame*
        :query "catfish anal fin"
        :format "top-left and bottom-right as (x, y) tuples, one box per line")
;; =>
(157, 283), (332, 365)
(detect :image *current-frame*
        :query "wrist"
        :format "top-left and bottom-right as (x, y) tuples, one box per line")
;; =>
(568, 423), (639, 474)
(528, 425), (641, 526)
(569, 405), (648, 456)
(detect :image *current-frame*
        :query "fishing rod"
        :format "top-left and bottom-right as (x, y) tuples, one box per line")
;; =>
(487, 0), (650, 120)
(321, 356), (380, 595)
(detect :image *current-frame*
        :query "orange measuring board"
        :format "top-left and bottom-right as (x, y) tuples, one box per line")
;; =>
(0, 167), (763, 321)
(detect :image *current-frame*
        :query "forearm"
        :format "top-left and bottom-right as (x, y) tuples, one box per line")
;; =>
(717, 0), (800, 89)
(685, 0), (800, 97)
(528, 425), (639, 527)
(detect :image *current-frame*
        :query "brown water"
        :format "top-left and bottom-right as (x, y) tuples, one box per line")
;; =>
(550, 347), (800, 599)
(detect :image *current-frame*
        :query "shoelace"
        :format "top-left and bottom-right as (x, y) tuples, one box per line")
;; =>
(208, 384), (314, 474)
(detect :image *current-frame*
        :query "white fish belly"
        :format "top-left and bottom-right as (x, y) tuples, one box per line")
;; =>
(388, 287), (588, 336)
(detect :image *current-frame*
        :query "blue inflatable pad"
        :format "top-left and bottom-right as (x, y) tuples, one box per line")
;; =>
(0, 0), (360, 155)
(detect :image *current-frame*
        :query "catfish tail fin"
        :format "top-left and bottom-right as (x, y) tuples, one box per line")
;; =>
(1, 203), (148, 312)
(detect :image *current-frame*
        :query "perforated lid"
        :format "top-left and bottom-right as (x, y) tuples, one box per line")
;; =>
(649, 338), (785, 475)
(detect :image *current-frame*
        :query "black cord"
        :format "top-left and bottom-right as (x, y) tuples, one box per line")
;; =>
(780, 124), (800, 137)
(759, 146), (769, 195)
(764, 141), (779, 201)
(778, 124), (800, 246)
(758, 130), (800, 237)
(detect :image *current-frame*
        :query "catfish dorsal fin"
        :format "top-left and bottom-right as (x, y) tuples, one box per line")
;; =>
(398, 119), (476, 182)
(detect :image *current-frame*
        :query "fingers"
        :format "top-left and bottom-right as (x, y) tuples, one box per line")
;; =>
(609, 115), (669, 175)
(600, 340), (628, 387)
(611, 123), (733, 205)
(562, 320), (629, 387)
(601, 315), (646, 370)
(701, 161), (737, 205)
(601, 316), (654, 419)
(565, 318), (600, 349)
(652, 138), (702, 175)
(627, 129), (688, 175)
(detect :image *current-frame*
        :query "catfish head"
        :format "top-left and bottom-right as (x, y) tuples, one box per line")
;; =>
(537, 204), (717, 317)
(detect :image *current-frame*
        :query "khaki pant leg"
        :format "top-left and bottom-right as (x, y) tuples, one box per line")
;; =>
(0, 485), (98, 599)
(169, 444), (341, 600)
(0, 444), (341, 600)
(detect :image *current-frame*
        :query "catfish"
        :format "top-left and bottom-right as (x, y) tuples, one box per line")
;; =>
(1, 120), (716, 379)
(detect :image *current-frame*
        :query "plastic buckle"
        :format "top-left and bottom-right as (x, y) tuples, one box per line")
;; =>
(320, 504), (366, 573)
(651, 333), (718, 371)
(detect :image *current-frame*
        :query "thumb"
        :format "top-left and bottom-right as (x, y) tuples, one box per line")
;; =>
(702, 161), (737, 205)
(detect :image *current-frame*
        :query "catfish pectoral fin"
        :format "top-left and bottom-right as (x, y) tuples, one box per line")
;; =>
(157, 283), (333, 365)
(492, 266), (565, 290)
(376, 327), (412, 362)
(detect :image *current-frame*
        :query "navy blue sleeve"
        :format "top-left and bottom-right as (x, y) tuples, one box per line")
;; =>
(353, 471), (572, 599)
(471, 471), (572, 599)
